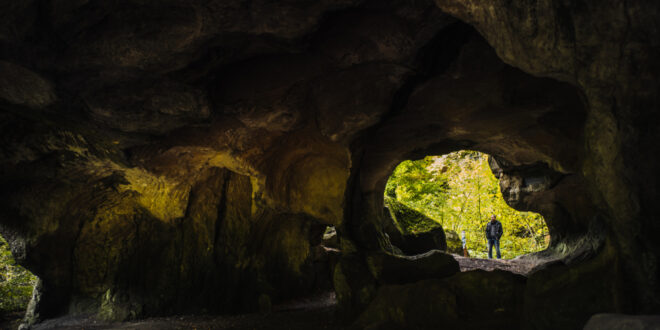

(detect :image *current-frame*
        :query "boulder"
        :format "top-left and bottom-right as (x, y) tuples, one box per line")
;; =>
(384, 197), (448, 255)
(366, 250), (459, 285)
(355, 269), (527, 330)
(445, 229), (463, 254)
(333, 254), (378, 322)
(355, 279), (459, 329)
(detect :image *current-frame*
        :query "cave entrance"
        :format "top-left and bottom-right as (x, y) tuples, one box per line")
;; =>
(383, 150), (549, 260)
(0, 233), (37, 328)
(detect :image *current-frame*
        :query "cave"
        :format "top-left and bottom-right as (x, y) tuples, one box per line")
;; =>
(0, 1), (658, 329)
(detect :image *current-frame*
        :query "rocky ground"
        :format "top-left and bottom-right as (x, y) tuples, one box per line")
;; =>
(1, 257), (546, 330)
(28, 292), (340, 330)
(453, 254), (544, 275)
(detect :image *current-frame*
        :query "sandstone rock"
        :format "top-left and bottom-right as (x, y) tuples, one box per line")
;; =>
(355, 279), (459, 329)
(0, 62), (56, 108)
(384, 196), (448, 255)
(366, 250), (459, 285)
(356, 269), (526, 330)
(584, 314), (660, 330)
(445, 229), (463, 254)
(522, 242), (622, 330)
(333, 254), (377, 322)
(81, 78), (210, 134)
(0, 0), (657, 327)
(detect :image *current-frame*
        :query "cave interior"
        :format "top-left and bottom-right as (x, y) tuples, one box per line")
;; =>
(0, 0), (659, 329)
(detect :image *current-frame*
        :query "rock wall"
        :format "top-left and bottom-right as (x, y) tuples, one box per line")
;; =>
(0, 0), (657, 329)
(435, 0), (660, 315)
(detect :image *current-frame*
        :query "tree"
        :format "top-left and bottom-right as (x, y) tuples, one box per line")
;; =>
(385, 150), (549, 259)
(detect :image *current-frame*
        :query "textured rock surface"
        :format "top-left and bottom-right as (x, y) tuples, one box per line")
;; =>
(435, 0), (660, 317)
(0, 0), (657, 329)
(584, 314), (660, 330)
(366, 250), (459, 285)
(355, 270), (526, 329)
(445, 230), (463, 255)
(383, 196), (448, 255)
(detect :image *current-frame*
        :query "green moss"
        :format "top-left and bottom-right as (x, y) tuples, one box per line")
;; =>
(445, 230), (463, 254)
(384, 196), (441, 235)
(0, 235), (36, 313)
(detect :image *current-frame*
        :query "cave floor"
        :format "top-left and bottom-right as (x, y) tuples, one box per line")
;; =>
(19, 257), (541, 330)
(30, 292), (340, 330)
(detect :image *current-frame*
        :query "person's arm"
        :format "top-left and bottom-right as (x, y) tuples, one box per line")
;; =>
(497, 222), (503, 239)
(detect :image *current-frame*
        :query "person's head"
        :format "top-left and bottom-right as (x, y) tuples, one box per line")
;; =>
(490, 215), (496, 222)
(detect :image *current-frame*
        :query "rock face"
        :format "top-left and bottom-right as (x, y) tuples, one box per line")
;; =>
(584, 314), (660, 330)
(445, 230), (463, 254)
(365, 250), (459, 285)
(355, 270), (527, 330)
(383, 197), (448, 255)
(0, 0), (657, 329)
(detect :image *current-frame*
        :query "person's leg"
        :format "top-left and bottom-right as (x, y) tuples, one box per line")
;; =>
(495, 239), (501, 259)
(488, 239), (493, 259)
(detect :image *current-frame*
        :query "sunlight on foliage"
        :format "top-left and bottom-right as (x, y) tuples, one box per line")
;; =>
(385, 150), (549, 259)
(0, 235), (36, 313)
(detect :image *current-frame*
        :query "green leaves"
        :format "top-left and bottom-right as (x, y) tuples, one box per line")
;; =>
(0, 235), (36, 312)
(385, 151), (549, 259)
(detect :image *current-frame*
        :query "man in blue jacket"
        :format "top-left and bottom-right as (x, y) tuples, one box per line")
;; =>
(485, 215), (503, 259)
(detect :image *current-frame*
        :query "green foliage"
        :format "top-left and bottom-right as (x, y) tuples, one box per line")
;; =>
(0, 235), (36, 312)
(385, 150), (549, 259)
(384, 196), (441, 235)
(385, 159), (449, 215)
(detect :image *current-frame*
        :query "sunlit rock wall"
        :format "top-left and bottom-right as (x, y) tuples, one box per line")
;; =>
(0, 1), (657, 329)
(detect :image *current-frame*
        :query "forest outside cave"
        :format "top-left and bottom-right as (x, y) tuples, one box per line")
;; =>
(385, 150), (549, 259)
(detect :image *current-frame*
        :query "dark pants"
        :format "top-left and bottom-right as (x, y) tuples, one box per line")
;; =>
(488, 238), (501, 259)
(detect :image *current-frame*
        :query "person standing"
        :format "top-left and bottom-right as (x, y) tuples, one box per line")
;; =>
(461, 230), (470, 257)
(485, 215), (503, 259)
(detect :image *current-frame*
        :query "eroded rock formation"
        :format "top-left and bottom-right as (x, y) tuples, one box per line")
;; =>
(0, 0), (657, 329)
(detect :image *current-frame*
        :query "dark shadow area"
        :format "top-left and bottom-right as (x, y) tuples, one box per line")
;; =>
(31, 292), (340, 330)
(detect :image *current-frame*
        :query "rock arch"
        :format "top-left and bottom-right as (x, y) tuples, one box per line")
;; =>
(0, 1), (657, 329)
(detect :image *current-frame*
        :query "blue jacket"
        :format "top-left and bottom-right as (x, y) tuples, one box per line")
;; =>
(486, 220), (503, 240)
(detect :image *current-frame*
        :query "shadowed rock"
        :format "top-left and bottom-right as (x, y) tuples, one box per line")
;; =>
(584, 314), (660, 330)
(366, 250), (459, 285)
(0, 0), (656, 329)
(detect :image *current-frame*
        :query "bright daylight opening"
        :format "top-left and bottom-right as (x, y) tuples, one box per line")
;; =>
(384, 150), (549, 259)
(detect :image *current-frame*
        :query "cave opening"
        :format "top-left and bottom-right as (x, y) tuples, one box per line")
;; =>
(0, 0), (656, 328)
(383, 150), (549, 261)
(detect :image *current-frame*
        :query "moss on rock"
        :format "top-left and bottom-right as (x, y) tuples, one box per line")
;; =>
(384, 196), (440, 235)
(445, 230), (463, 254)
